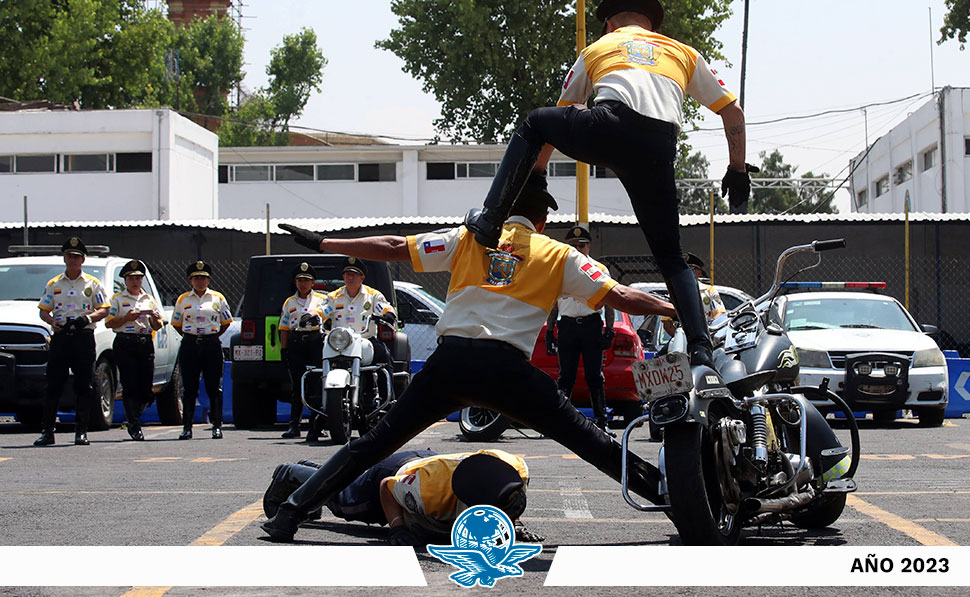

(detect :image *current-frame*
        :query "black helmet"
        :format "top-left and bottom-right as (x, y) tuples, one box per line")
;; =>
(293, 261), (316, 281)
(61, 237), (87, 256)
(596, 0), (664, 31)
(452, 453), (527, 520)
(120, 259), (147, 277)
(565, 225), (593, 244)
(342, 256), (367, 276)
(186, 260), (212, 278)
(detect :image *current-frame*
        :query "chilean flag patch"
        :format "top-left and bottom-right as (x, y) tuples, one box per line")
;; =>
(563, 69), (575, 90)
(423, 239), (446, 254)
(581, 262), (602, 281)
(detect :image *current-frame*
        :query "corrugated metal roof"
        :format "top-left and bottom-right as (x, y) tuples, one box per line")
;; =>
(2, 211), (969, 235)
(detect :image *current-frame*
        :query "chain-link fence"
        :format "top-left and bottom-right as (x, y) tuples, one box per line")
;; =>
(149, 259), (249, 310)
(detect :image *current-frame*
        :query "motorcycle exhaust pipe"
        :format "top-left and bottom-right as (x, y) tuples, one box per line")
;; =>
(743, 488), (815, 513)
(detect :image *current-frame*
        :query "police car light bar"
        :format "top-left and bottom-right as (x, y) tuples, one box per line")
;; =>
(780, 282), (887, 289)
(7, 244), (111, 257)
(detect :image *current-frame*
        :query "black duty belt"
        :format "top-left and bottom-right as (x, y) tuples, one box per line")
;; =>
(185, 334), (220, 344)
(115, 333), (152, 343)
(596, 100), (677, 139)
(437, 335), (523, 356)
(54, 328), (94, 336)
(289, 331), (321, 342)
(561, 314), (602, 325)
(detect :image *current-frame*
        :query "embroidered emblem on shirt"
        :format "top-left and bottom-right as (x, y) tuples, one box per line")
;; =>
(580, 262), (603, 281)
(423, 239), (446, 254)
(486, 248), (523, 286)
(620, 40), (659, 66)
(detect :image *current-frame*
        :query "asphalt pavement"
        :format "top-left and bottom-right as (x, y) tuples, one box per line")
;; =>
(1, 414), (969, 595)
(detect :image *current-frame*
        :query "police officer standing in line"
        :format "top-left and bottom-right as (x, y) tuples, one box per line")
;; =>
(662, 252), (727, 337)
(104, 260), (163, 441)
(464, 0), (754, 372)
(34, 237), (110, 446)
(545, 226), (615, 435)
(321, 258), (398, 408)
(278, 262), (328, 440)
(171, 261), (232, 440)
(264, 183), (677, 542)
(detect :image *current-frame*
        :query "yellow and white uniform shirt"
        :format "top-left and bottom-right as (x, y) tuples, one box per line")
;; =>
(38, 272), (109, 330)
(407, 216), (618, 356)
(556, 258), (611, 318)
(700, 282), (727, 322)
(171, 289), (232, 336)
(559, 25), (737, 131)
(322, 286), (394, 339)
(278, 291), (328, 333)
(106, 291), (162, 335)
(387, 450), (529, 535)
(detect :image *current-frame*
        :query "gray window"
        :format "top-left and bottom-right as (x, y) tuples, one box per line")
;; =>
(233, 165), (271, 182)
(856, 189), (868, 209)
(549, 162), (577, 177)
(466, 163), (497, 178)
(116, 152), (152, 173)
(594, 165), (618, 178)
(893, 161), (912, 184)
(218, 165), (228, 184)
(358, 162), (396, 182)
(64, 154), (112, 172)
(965, 138), (969, 156)
(426, 162), (455, 180)
(317, 164), (355, 181)
(15, 155), (56, 173)
(874, 176), (889, 197)
(0, 156), (11, 173)
(275, 164), (314, 181)
(921, 146), (937, 171)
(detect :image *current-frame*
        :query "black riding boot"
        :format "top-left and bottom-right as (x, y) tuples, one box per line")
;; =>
(589, 387), (615, 437)
(464, 129), (542, 248)
(263, 463), (322, 519)
(665, 268), (716, 369)
(261, 445), (365, 542)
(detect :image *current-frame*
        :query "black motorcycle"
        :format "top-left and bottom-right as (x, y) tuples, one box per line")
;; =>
(622, 239), (861, 545)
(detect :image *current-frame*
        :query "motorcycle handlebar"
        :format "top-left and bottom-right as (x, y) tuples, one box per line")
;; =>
(812, 239), (846, 252)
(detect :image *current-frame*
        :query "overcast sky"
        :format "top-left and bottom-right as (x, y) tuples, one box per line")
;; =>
(238, 0), (970, 213)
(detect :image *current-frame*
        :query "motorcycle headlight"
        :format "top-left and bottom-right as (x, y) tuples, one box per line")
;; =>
(912, 347), (945, 368)
(328, 328), (352, 352)
(796, 347), (831, 368)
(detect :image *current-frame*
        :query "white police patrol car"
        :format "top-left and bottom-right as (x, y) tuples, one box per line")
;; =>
(767, 282), (948, 426)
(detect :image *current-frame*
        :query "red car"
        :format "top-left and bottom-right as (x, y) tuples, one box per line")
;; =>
(531, 311), (645, 425)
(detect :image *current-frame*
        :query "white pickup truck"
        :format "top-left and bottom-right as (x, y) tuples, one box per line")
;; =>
(0, 246), (183, 429)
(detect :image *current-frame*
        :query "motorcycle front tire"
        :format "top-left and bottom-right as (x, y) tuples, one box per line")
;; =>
(664, 422), (742, 546)
(458, 407), (510, 442)
(326, 387), (353, 445)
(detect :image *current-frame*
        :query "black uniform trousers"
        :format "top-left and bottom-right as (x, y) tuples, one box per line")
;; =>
(287, 337), (664, 515)
(113, 333), (155, 431)
(326, 449), (437, 524)
(285, 332), (323, 424)
(521, 100), (686, 278)
(179, 335), (223, 427)
(556, 314), (606, 395)
(43, 329), (96, 432)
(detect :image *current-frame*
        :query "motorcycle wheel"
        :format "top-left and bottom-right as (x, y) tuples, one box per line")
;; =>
(664, 422), (742, 546)
(790, 494), (847, 529)
(326, 388), (353, 445)
(458, 407), (510, 442)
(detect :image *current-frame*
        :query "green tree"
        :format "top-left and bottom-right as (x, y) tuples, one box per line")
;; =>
(675, 145), (728, 215)
(749, 150), (837, 214)
(266, 28), (326, 130)
(175, 15), (245, 119)
(377, 0), (732, 143)
(940, 0), (970, 49)
(217, 92), (289, 147)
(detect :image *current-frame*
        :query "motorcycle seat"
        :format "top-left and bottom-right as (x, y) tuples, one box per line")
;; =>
(718, 358), (776, 397)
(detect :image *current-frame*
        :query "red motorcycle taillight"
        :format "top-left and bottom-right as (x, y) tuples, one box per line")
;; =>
(241, 319), (256, 341)
(379, 324), (395, 342)
(612, 334), (638, 358)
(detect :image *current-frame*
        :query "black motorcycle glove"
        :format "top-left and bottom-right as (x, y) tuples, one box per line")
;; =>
(67, 315), (90, 331)
(298, 313), (320, 328)
(721, 163), (760, 212)
(278, 223), (326, 252)
(387, 525), (419, 547)
(514, 519), (545, 543)
(601, 328), (615, 350)
(545, 331), (557, 355)
(280, 347), (288, 366)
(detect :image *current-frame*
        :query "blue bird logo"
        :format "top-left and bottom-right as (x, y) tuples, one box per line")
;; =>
(427, 505), (541, 588)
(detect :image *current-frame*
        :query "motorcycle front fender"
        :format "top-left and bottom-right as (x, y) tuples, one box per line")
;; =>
(324, 368), (353, 390)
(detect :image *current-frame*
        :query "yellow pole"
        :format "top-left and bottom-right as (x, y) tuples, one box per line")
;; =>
(576, 0), (589, 228)
(709, 191), (715, 284)
(904, 191), (910, 309)
(265, 202), (271, 255)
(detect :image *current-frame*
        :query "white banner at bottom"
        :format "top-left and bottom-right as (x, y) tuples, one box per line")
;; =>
(546, 546), (970, 586)
(0, 546), (426, 587)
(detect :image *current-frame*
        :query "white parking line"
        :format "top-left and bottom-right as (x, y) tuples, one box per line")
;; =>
(558, 480), (593, 519)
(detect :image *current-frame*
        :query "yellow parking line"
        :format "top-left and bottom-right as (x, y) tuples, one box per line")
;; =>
(121, 588), (170, 597)
(0, 457), (11, 463)
(846, 495), (958, 546)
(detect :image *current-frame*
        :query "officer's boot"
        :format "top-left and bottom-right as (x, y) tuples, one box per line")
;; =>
(261, 445), (365, 542)
(305, 413), (320, 443)
(665, 268), (716, 370)
(262, 463), (321, 519)
(464, 129), (542, 248)
(180, 394), (195, 439)
(281, 398), (302, 439)
(589, 387), (615, 437)
(33, 428), (55, 446)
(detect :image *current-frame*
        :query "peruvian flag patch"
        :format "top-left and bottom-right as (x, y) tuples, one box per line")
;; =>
(423, 239), (446, 254)
(581, 262), (602, 281)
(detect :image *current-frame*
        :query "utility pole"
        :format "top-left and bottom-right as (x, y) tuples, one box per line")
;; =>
(739, 0), (750, 109)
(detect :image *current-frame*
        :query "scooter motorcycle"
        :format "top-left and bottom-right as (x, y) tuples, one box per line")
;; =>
(622, 239), (861, 545)
(301, 313), (405, 444)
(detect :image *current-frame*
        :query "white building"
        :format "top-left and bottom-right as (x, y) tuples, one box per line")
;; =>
(0, 108), (218, 223)
(849, 86), (970, 213)
(218, 144), (634, 220)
